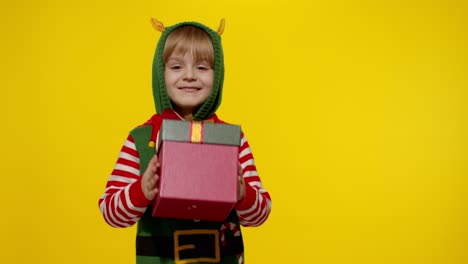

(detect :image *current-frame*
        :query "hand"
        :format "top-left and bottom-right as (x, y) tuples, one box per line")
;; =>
(141, 155), (160, 201)
(238, 164), (245, 201)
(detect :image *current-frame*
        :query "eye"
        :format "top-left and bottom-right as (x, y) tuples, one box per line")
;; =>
(169, 65), (182, 70)
(196, 65), (211, 71)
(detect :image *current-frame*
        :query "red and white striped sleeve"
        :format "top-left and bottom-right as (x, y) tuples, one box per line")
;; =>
(98, 135), (150, 228)
(235, 133), (272, 227)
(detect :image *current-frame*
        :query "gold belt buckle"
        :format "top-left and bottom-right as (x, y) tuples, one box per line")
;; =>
(174, 229), (220, 264)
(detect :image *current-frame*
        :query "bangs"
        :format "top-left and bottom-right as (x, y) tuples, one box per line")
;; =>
(163, 26), (214, 67)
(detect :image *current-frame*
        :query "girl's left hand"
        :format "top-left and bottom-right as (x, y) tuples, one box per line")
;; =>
(238, 164), (245, 201)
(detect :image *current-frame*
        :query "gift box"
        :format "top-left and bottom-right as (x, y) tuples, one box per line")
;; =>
(152, 119), (241, 222)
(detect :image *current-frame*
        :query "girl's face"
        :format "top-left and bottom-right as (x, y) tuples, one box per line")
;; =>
(164, 51), (214, 120)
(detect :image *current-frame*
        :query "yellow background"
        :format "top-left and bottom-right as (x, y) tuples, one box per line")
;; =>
(1, 0), (466, 263)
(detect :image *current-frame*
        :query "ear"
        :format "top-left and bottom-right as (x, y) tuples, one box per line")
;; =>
(217, 18), (225, 36)
(150, 18), (165, 32)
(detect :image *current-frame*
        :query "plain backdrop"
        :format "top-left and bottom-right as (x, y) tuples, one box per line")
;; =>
(1, 0), (467, 263)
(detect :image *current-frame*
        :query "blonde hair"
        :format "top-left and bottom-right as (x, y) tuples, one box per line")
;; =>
(163, 26), (214, 67)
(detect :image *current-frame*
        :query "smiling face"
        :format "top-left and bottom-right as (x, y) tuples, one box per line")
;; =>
(164, 52), (214, 119)
(163, 26), (215, 120)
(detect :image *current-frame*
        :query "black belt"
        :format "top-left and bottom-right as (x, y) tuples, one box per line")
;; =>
(136, 230), (244, 261)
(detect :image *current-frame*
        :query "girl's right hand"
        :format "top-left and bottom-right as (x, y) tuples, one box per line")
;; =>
(141, 155), (160, 201)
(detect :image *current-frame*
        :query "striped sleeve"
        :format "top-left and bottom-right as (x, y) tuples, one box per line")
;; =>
(235, 133), (272, 227)
(98, 135), (150, 228)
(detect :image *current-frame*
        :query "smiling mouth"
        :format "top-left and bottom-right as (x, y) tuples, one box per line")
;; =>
(178, 87), (201, 92)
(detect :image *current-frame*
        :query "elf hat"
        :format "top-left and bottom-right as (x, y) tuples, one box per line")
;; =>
(151, 18), (226, 121)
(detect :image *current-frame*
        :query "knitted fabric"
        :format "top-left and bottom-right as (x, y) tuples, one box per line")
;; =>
(130, 117), (244, 264)
(152, 21), (224, 121)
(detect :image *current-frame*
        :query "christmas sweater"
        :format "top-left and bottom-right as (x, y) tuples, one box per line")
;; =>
(98, 109), (272, 263)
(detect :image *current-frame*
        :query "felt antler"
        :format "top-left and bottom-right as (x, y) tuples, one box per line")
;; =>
(217, 18), (225, 35)
(150, 18), (165, 32)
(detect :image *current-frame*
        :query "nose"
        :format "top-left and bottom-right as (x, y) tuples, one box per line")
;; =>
(183, 68), (196, 81)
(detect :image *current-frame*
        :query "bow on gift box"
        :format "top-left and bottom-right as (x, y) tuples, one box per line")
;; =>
(153, 119), (218, 152)
(189, 121), (213, 143)
(190, 121), (203, 143)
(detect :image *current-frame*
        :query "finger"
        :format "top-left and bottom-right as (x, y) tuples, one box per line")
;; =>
(152, 156), (161, 171)
(148, 174), (159, 188)
(148, 177), (154, 187)
(150, 154), (159, 165)
(148, 165), (157, 175)
(149, 160), (160, 174)
(146, 155), (157, 171)
(239, 176), (245, 187)
(145, 163), (155, 176)
(148, 188), (158, 200)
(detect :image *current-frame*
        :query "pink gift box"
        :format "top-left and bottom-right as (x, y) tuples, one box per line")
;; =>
(152, 120), (240, 222)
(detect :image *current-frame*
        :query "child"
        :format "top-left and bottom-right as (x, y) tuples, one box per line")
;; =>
(98, 18), (272, 264)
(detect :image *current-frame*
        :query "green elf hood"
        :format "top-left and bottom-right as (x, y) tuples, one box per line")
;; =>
(151, 19), (225, 121)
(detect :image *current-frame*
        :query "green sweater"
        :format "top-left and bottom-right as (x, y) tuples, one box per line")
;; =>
(131, 124), (244, 264)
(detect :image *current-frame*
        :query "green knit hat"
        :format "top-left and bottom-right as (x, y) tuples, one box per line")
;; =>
(151, 18), (225, 121)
